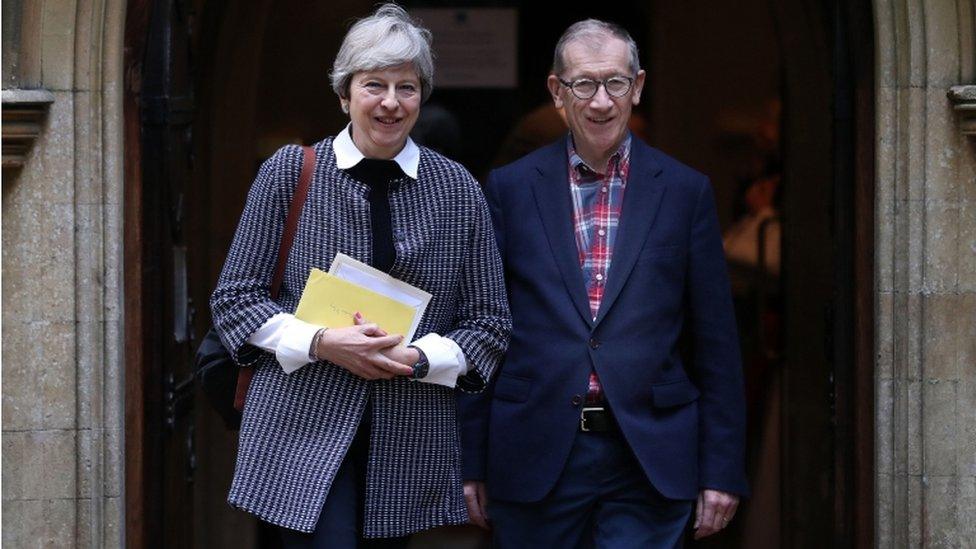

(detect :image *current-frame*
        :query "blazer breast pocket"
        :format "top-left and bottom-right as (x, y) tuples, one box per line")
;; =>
(638, 244), (683, 261)
(651, 378), (701, 408)
(492, 373), (532, 403)
(636, 245), (687, 284)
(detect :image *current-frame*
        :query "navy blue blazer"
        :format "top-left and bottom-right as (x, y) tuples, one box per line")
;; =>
(459, 135), (749, 502)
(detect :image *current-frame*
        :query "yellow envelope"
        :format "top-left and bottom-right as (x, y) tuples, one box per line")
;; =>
(294, 268), (416, 338)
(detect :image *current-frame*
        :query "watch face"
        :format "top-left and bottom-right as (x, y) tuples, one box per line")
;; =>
(413, 361), (429, 379)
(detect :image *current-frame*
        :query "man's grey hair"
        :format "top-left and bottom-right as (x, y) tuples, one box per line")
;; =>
(552, 19), (640, 76)
(331, 4), (434, 103)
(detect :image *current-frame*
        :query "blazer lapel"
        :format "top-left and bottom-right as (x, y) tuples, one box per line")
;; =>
(530, 145), (594, 328)
(594, 141), (666, 326)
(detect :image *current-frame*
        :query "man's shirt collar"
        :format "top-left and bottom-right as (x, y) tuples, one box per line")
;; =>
(567, 132), (632, 178)
(333, 123), (419, 179)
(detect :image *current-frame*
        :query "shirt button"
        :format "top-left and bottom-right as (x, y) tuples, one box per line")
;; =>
(589, 338), (601, 349)
(571, 394), (583, 406)
(601, 186), (609, 193)
(595, 273), (604, 281)
(598, 229), (606, 237)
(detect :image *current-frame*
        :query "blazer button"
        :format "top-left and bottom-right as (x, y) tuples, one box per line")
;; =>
(589, 338), (601, 349)
(571, 394), (583, 406)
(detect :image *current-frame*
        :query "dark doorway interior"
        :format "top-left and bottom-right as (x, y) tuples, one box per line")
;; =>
(124, 1), (873, 547)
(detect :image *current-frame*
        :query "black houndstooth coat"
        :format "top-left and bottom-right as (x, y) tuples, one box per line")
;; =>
(210, 137), (511, 536)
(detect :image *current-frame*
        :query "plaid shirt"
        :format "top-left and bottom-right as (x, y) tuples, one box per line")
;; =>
(568, 134), (631, 404)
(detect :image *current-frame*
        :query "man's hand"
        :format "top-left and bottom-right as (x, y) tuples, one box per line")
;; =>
(463, 481), (490, 529)
(693, 489), (739, 540)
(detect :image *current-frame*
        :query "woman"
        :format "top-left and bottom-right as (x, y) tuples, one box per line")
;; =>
(210, 5), (510, 547)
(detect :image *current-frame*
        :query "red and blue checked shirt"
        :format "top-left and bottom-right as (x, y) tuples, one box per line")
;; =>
(567, 134), (631, 405)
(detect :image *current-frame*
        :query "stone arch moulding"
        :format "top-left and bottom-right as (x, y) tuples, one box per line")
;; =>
(873, 0), (976, 547)
(73, 0), (127, 546)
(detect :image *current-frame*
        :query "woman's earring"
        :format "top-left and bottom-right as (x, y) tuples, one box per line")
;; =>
(341, 102), (350, 114)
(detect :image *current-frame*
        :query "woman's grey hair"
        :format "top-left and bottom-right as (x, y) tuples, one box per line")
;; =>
(331, 4), (435, 103)
(552, 19), (640, 76)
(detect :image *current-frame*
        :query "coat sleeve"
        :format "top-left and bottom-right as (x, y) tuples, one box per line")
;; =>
(457, 169), (508, 479)
(447, 170), (512, 393)
(687, 177), (750, 497)
(210, 145), (301, 364)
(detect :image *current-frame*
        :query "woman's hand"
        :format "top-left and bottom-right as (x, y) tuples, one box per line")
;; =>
(352, 313), (420, 366)
(314, 322), (413, 380)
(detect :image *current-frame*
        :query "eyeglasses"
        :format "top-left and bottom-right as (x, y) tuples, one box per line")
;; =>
(557, 76), (634, 100)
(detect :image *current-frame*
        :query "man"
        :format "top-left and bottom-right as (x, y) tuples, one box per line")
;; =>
(459, 19), (748, 547)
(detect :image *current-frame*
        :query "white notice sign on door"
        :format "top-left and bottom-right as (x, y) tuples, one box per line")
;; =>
(410, 8), (518, 89)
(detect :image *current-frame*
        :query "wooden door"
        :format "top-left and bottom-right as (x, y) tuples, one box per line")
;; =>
(774, 0), (874, 546)
(125, 0), (199, 546)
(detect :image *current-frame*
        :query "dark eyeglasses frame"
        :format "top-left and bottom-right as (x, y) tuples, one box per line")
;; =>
(557, 76), (635, 100)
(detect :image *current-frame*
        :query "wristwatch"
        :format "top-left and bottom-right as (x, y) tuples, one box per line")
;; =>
(409, 346), (429, 379)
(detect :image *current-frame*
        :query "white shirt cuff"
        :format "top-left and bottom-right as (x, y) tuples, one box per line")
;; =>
(246, 312), (323, 374)
(410, 333), (469, 389)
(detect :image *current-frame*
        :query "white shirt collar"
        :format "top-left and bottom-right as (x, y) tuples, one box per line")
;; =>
(332, 123), (419, 179)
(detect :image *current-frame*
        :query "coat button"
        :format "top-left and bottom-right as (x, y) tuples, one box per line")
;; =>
(571, 394), (583, 406)
(589, 338), (600, 349)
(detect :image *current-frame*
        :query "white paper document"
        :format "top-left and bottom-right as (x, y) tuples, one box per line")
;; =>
(328, 253), (432, 342)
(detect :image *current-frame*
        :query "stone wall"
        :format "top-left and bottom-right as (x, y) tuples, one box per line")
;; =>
(874, 0), (976, 547)
(1, 1), (125, 547)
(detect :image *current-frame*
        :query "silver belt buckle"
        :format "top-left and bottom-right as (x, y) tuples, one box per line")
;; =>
(580, 406), (604, 432)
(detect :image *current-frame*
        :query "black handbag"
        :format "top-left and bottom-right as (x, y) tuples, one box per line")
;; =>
(195, 145), (316, 429)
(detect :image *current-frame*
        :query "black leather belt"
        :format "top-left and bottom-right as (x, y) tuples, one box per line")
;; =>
(580, 406), (617, 432)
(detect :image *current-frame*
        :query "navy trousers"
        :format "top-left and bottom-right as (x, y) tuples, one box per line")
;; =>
(489, 427), (693, 549)
(276, 411), (410, 549)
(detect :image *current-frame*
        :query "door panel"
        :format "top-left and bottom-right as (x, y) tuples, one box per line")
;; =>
(139, 0), (198, 545)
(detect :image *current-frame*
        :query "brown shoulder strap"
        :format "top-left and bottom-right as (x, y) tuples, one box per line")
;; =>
(270, 145), (315, 299)
(235, 145), (316, 415)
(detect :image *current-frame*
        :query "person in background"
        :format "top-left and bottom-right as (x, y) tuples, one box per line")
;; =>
(459, 19), (748, 548)
(211, 5), (510, 547)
